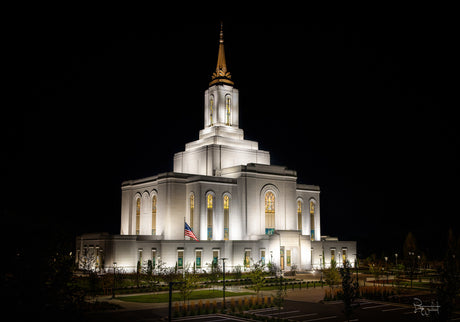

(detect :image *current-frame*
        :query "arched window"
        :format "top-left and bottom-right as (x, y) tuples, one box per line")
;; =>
(310, 200), (315, 241)
(190, 194), (195, 229)
(225, 95), (231, 125)
(224, 195), (229, 240)
(152, 195), (157, 235)
(136, 198), (141, 235)
(209, 96), (214, 126)
(265, 191), (275, 235)
(207, 194), (213, 240)
(297, 200), (302, 231)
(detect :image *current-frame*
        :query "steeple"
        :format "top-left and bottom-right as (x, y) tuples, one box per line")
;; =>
(209, 23), (234, 86)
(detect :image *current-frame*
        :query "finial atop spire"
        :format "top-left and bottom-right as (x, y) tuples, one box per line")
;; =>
(219, 21), (224, 43)
(209, 22), (234, 86)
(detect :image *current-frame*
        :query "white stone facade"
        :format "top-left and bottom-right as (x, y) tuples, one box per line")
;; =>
(76, 31), (356, 273)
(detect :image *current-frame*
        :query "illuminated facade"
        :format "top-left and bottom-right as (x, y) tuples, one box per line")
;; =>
(76, 26), (356, 272)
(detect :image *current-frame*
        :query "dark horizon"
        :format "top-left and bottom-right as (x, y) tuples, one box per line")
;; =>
(3, 18), (458, 260)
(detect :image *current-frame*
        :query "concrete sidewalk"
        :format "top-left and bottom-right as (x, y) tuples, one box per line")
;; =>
(90, 285), (328, 312)
(284, 286), (327, 303)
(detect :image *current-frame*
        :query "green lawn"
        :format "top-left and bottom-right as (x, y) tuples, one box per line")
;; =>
(118, 290), (254, 303)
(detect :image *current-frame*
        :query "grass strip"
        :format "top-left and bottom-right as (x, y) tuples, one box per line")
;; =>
(118, 290), (254, 303)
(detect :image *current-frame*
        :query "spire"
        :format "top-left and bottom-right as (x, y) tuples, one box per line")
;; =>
(209, 23), (234, 86)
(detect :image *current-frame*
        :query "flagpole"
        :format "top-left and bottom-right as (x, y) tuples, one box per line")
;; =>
(182, 216), (187, 278)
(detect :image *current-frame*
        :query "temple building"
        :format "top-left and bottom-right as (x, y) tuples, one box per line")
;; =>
(76, 26), (357, 273)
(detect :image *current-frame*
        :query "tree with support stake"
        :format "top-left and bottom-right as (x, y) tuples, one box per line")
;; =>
(221, 258), (228, 310)
(168, 281), (184, 322)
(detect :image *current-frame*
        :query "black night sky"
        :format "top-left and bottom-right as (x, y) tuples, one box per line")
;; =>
(3, 15), (458, 260)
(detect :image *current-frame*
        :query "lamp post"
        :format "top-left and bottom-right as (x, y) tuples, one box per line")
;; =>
(395, 253), (398, 266)
(221, 258), (228, 310)
(319, 254), (323, 286)
(112, 262), (117, 299)
(408, 251), (415, 288)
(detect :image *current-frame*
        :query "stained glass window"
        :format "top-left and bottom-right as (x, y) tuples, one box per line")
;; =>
(190, 194), (194, 229)
(265, 192), (275, 235)
(207, 194), (213, 240)
(152, 195), (157, 235)
(342, 249), (347, 263)
(297, 200), (302, 231)
(196, 250), (201, 268)
(224, 195), (229, 240)
(209, 96), (214, 126)
(244, 250), (251, 268)
(226, 96), (231, 125)
(213, 250), (219, 265)
(280, 248), (285, 270)
(136, 198), (141, 235)
(178, 250), (184, 269)
(310, 200), (315, 241)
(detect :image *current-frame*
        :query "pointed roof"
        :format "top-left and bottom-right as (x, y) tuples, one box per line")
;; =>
(209, 23), (234, 86)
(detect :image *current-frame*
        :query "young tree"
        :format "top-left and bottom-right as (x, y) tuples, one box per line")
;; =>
(340, 260), (359, 322)
(178, 267), (200, 305)
(207, 261), (221, 290)
(249, 260), (266, 298)
(233, 264), (242, 279)
(136, 260), (141, 288)
(273, 276), (286, 313)
(323, 259), (340, 288)
(435, 229), (460, 321)
(368, 261), (382, 286)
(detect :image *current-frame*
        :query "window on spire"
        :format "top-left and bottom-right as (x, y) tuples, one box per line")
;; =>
(265, 192), (275, 235)
(226, 95), (231, 125)
(209, 96), (214, 126)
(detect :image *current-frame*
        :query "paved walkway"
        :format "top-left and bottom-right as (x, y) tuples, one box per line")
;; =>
(92, 285), (329, 312)
(284, 286), (327, 303)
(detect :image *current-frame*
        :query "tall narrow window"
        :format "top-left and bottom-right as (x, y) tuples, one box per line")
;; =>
(280, 248), (285, 270)
(136, 198), (141, 235)
(297, 200), (302, 231)
(310, 200), (315, 241)
(330, 249), (336, 263)
(138, 249), (143, 267)
(212, 249), (219, 265)
(260, 249), (266, 265)
(195, 250), (202, 269)
(190, 194), (194, 229)
(209, 96), (214, 126)
(178, 250), (184, 269)
(265, 192), (275, 235)
(225, 95), (231, 125)
(151, 249), (156, 268)
(286, 250), (291, 267)
(342, 249), (347, 263)
(152, 195), (157, 235)
(244, 249), (251, 268)
(207, 194), (213, 240)
(223, 195), (229, 240)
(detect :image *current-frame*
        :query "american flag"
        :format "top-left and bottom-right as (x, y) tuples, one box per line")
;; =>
(185, 222), (199, 241)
